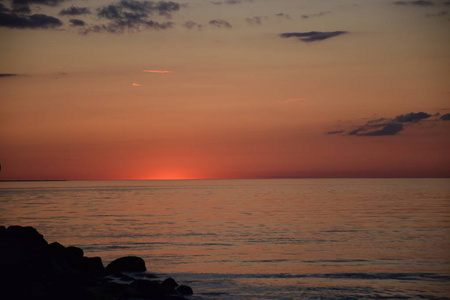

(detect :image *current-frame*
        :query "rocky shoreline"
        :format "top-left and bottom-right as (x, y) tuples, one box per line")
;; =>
(0, 225), (194, 300)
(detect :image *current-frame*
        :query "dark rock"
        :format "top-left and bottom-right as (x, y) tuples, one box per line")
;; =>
(66, 246), (84, 262)
(80, 256), (106, 276)
(106, 256), (146, 273)
(0, 226), (193, 300)
(177, 285), (194, 296)
(162, 277), (179, 289)
(129, 279), (165, 297)
(48, 241), (66, 255)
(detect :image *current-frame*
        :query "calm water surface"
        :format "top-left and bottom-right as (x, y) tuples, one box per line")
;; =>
(1, 179), (449, 299)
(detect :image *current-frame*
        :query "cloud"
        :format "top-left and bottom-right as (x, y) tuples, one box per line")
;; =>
(0, 12), (63, 29)
(132, 83), (141, 86)
(69, 18), (84, 26)
(327, 130), (344, 135)
(427, 10), (448, 17)
(394, 112), (432, 122)
(275, 12), (290, 19)
(280, 31), (348, 42)
(280, 97), (305, 103)
(210, 0), (251, 4)
(349, 123), (404, 136)
(209, 19), (232, 29)
(330, 111), (441, 137)
(88, 0), (180, 33)
(0, 73), (18, 77)
(142, 69), (174, 73)
(10, 0), (66, 14)
(441, 113), (450, 120)
(393, 1), (434, 6)
(302, 11), (331, 19)
(59, 6), (91, 16)
(183, 20), (202, 30)
(0, 3), (10, 13)
(246, 16), (263, 25)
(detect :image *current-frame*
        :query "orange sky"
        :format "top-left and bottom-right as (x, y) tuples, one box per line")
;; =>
(0, 0), (449, 180)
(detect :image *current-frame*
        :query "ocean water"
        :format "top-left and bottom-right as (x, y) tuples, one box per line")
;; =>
(1, 178), (449, 299)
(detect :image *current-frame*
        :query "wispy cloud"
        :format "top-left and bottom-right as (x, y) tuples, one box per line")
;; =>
(69, 19), (85, 26)
(280, 31), (348, 42)
(245, 16), (264, 25)
(132, 83), (141, 86)
(183, 20), (202, 30)
(0, 12), (63, 29)
(328, 112), (442, 137)
(59, 6), (91, 16)
(393, 1), (434, 6)
(209, 19), (232, 29)
(302, 11), (331, 19)
(142, 70), (174, 73)
(280, 97), (306, 103)
(275, 13), (290, 19)
(0, 73), (18, 77)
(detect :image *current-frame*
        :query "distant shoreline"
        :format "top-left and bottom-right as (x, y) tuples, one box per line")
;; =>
(0, 180), (68, 182)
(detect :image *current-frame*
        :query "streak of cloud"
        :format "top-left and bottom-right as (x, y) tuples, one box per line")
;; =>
(59, 6), (91, 16)
(0, 12), (63, 29)
(275, 13), (290, 19)
(245, 16), (263, 25)
(393, 1), (434, 6)
(329, 111), (441, 137)
(69, 19), (84, 26)
(209, 19), (232, 29)
(142, 70), (174, 73)
(132, 83), (141, 86)
(280, 97), (305, 103)
(302, 11), (331, 19)
(183, 20), (202, 30)
(280, 31), (348, 42)
(0, 73), (18, 77)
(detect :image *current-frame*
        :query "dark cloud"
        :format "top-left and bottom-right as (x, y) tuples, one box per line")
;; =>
(10, 0), (66, 14)
(183, 20), (202, 30)
(302, 11), (331, 19)
(394, 1), (434, 6)
(0, 12), (62, 28)
(394, 112), (432, 122)
(327, 130), (344, 135)
(427, 10), (448, 17)
(59, 6), (91, 16)
(209, 19), (232, 29)
(69, 18), (84, 26)
(330, 111), (443, 137)
(90, 0), (180, 33)
(245, 16), (263, 25)
(275, 12), (289, 19)
(441, 113), (450, 120)
(0, 3), (10, 13)
(210, 0), (251, 4)
(280, 31), (348, 42)
(0, 73), (18, 77)
(349, 123), (404, 136)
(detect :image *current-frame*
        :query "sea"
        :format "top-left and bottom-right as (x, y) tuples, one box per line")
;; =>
(1, 178), (449, 299)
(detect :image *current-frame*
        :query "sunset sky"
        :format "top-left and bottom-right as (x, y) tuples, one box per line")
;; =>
(1, 0), (449, 180)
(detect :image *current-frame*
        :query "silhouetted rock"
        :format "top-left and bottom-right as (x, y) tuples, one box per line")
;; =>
(106, 256), (146, 273)
(177, 285), (194, 296)
(162, 277), (179, 289)
(80, 256), (106, 276)
(0, 226), (193, 300)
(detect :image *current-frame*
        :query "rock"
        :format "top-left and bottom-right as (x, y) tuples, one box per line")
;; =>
(162, 277), (179, 289)
(106, 256), (146, 273)
(80, 256), (106, 276)
(177, 285), (194, 296)
(66, 246), (84, 262)
(129, 279), (166, 297)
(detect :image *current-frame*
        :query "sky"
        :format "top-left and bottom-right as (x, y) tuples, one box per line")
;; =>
(0, 0), (449, 180)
